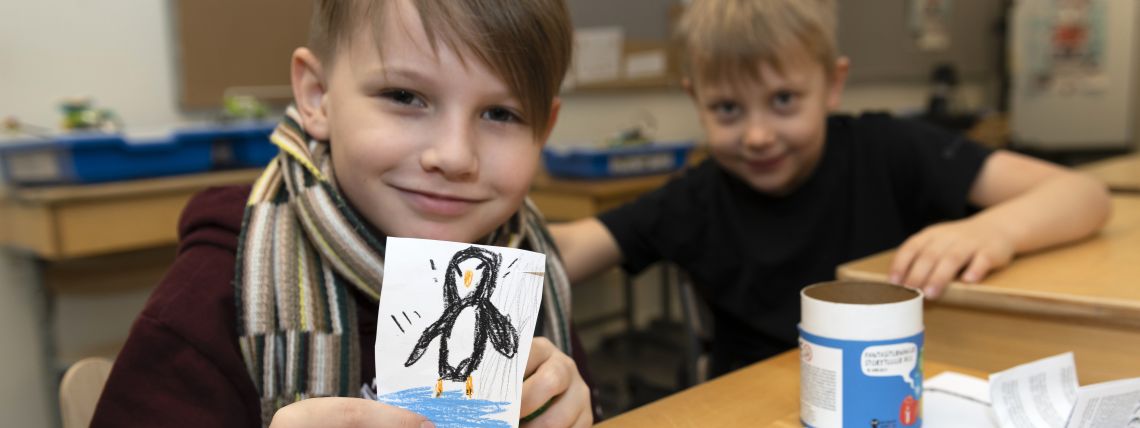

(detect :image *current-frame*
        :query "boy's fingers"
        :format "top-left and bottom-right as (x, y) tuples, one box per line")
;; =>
(269, 397), (431, 428)
(525, 337), (555, 378)
(902, 254), (935, 291)
(961, 253), (993, 284)
(889, 238), (925, 284)
(571, 405), (594, 428)
(520, 351), (574, 417)
(923, 256), (963, 300)
(903, 234), (959, 289)
(521, 376), (591, 428)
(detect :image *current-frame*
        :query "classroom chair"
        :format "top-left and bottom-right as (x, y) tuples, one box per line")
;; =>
(59, 357), (112, 428)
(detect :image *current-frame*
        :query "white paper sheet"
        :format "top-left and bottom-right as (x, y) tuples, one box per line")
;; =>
(922, 356), (1140, 428)
(573, 27), (623, 84)
(924, 371), (999, 428)
(989, 353), (1079, 428)
(1066, 377), (1140, 428)
(624, 50), (666, 79)
(374, 237), (547, 428)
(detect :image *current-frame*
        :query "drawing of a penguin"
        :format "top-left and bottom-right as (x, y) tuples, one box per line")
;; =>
(405, 246), (519, 398)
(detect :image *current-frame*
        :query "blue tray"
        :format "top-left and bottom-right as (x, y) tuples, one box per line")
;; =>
(174, 121), (278, 168)
(0, 132), (214, 185)
(542, 141), (695, 178)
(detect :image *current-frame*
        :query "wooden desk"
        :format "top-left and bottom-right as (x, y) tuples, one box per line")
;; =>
(838, 195), (1140, 384)
(1080, 153), (1140, 193)
(0, 169), (262, 261)
(0, 170), (261, 367)
(528, 172), (672, 222)
(599, 350), (985, 427)
(528, 146), (711, 221)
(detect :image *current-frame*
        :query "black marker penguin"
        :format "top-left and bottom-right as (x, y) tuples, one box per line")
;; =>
(405, 246), (519, 398)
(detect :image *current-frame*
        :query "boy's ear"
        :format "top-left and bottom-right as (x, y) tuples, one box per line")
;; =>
(539, 98), (562, 146)
(291, 47), (331, 141)
(826, 56), (851, 110)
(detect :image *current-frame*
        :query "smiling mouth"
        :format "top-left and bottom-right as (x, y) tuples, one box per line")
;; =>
(394, 186), (485, 217)
(745, 155), (786, 171)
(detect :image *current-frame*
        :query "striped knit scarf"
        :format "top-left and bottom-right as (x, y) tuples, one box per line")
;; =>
(234, 106), (573, 425)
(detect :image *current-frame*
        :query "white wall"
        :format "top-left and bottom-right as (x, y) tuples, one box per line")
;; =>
(0, 2), (186, 426)
(0, 0), (185, 130)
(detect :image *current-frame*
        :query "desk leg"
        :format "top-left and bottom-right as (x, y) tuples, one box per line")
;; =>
(660, 264), (672, 323)
(624, 274), (635, 339)
(37, 259), (61, 428)
(30, 257), (76, 428)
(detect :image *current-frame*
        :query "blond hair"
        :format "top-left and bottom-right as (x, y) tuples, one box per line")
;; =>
(676, 0), (838, 84)
(307, 0), (572, 139)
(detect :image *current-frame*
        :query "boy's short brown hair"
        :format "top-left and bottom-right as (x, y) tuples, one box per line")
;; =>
(676, 0), (838, 85)
(307, 0), (572, 139)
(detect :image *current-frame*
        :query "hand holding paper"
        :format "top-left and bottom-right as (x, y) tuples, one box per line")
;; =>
(374, 238), (549, 428)
(268, 397), (432, 428)
(519, 338), (592, 427)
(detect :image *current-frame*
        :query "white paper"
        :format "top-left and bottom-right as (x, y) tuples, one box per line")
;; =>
(623, 50), (666, 79)
(374, 237), (547, 428)
(922, 357), (1140, 428)
(989, 353), (1080, 428)
(1065, 377), (1140, 428)
(924, 371), (999, 428)
(573, 27), (623, 84)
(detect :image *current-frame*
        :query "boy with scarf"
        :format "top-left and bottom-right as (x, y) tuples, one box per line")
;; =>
(93, 1), (592, 427)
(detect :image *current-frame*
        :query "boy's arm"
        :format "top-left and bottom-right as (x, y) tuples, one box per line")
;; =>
(549, 218), (623, 283)
(890, 150), (1111, 298)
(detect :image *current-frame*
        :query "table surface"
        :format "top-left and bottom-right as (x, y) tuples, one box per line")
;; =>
(599, 349), (986, 427)
(838, 195), (1140, 328)
(0, 169), (262, 260)
(1080, 153), (1140, 193)
(527, 172), (675, 222)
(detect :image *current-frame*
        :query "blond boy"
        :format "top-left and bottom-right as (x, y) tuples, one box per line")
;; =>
(93, 1), (593, 427)
(554, 0), (1110, 376)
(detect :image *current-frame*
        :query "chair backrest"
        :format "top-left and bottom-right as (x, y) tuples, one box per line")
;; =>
(59, 357), (113, 428)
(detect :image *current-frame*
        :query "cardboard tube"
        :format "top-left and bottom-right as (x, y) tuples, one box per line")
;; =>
(799, 281), (925, 428)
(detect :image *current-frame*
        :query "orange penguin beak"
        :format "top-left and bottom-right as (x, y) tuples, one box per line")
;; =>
(464, 270), (473, 288)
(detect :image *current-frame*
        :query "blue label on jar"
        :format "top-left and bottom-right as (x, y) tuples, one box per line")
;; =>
(799, 327), (924, 428)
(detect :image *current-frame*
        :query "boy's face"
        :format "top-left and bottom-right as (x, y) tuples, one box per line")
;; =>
(688, 54), (847, 196)
(292, 0), (554, 243)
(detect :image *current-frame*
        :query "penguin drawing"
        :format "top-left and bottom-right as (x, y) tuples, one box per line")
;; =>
(405, 246), (519, 398)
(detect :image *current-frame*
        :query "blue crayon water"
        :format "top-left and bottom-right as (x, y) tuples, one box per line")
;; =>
(799, 281), (924, 428)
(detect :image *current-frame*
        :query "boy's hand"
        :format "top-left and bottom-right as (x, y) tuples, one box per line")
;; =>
(269, 397), (433, 428)
(889, 218), (1014, 299)
(520, 337), (593, 428)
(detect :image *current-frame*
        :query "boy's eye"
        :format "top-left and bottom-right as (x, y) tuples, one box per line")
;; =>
(482, 106), (522, 124)
(379, 89), (426, 108)
(709, 101), (743, 121)
(771, 91), (798, 111)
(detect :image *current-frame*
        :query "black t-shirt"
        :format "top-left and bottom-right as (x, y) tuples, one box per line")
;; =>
(598, 113), (992, 375)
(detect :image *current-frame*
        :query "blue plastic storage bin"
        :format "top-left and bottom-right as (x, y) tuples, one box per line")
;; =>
(174, 121), (278, 168)
(542, 141), (695, 179)
(0, 132), (214, 185)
